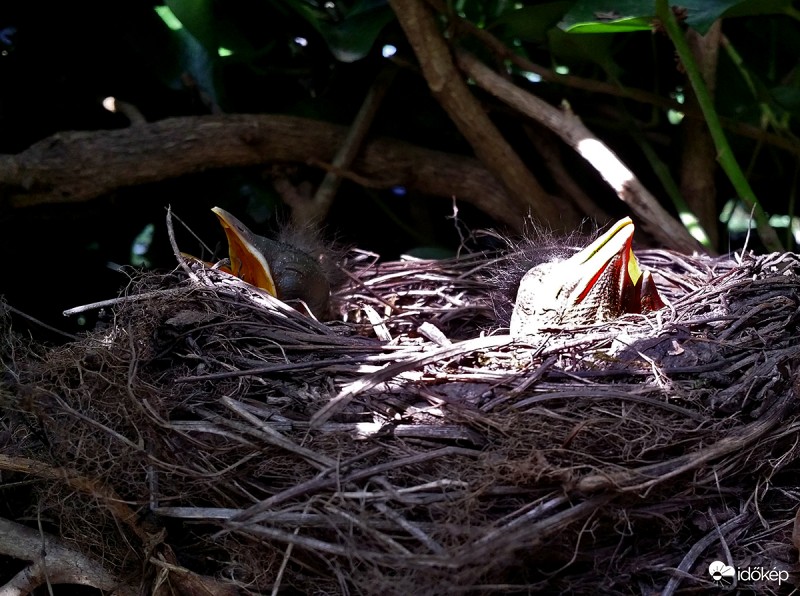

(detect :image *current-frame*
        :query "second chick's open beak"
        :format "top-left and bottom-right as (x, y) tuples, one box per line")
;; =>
(211, 207), (331, 319)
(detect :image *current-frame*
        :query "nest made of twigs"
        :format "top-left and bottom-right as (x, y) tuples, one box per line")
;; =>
(2, 243), (800, 595)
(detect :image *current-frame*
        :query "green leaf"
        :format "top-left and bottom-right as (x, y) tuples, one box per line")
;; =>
(716, 0), (795, 19)
(561, 0), (795, 36)
(560, 0), (656, 33)
(456, 0), (525, 26)
(320, 3), (395, 62)
(686, 0), (794, 32)
(562, 15), (653, 34)
(150, 8), (219, 104)
(547, 28), (620, 74)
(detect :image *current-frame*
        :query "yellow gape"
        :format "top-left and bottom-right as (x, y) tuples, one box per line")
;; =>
(212, 207), (278, 297)
(209, 207), (332, 319)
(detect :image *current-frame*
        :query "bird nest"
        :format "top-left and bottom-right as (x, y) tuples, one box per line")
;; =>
(2, 242), (800, 595)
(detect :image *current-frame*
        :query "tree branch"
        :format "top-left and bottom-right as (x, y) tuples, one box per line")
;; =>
(303, 66), (397, 228)
(0, 114), (526, 231)
(680, 21), (722, 249)
(455, 50), (704, 253)
(389, 0), (574, 227)
(656, 0), (782, 252)
(454, 12), (800, 159)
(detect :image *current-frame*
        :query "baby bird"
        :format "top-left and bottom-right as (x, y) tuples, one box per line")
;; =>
(210, 207), (335, 319)
(509, 217), (665, 336)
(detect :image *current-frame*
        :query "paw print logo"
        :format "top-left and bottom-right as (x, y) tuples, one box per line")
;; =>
(708, 560), (735, 586)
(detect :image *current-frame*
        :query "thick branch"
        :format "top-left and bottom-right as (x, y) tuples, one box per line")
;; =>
(0, 114), (525, 231)
(456, 50), (704, 253)
(389, 0), (570, 226)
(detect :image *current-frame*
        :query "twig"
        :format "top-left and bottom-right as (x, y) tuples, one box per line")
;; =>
(63, 288), (188, 316)
(219, 396), (337, 469)
(302, 66), (398, 226)
(661, 511), (748, 595)
(166, 205), (199, 282)
(3, 303), (77, 340)
(310, 334), (513, 427)
(229, 446), (479, 526)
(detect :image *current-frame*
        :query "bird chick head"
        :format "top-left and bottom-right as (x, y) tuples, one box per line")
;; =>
(211, 207), (339, 319)
(510, 217), (664, 336)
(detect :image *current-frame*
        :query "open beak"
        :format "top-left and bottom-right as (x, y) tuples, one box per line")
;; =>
(211, 207), (278, 297)
(558, 216), (665, 319)
(510, 217), (666, 335)
(564, 217), (639, 313)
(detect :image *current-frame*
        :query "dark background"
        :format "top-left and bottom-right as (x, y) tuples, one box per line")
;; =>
(1, 0), (798, 336)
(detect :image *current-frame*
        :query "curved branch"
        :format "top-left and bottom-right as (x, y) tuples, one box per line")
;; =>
(0, 114), (525, 231)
